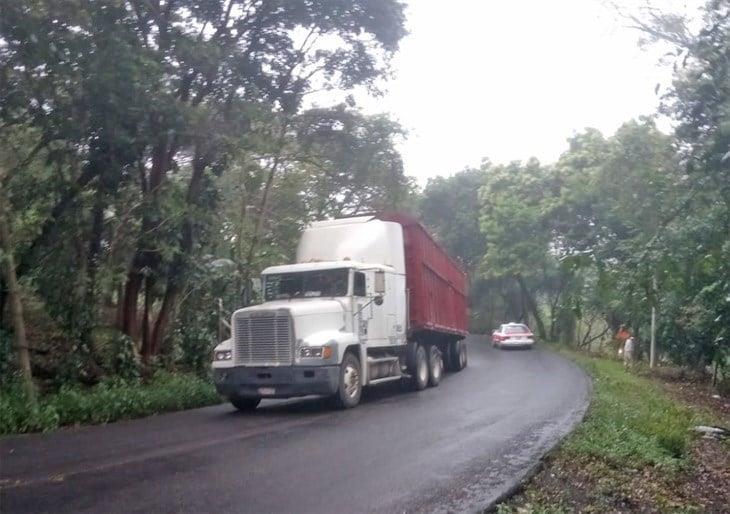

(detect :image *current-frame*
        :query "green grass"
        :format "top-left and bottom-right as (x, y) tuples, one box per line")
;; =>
(0, 372), (222, 435)
(498, 349), (720, 513)
(562, 353), (701, 470)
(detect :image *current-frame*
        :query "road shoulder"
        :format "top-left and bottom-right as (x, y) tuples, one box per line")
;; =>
(496, 349), (729, 513)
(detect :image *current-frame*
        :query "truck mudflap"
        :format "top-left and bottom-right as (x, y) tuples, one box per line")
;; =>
(214, 365), (340, 399)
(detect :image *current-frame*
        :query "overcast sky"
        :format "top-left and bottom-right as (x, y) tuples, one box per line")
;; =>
(350, 0), (691, 185)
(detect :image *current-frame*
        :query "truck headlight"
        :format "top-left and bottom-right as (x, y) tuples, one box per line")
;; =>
(299, 346), (333, 359)
(214, 350), (232, 361)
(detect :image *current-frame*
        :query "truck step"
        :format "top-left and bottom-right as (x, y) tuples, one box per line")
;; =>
(368, 375), (403, 386)
(367, 356), (399, 365)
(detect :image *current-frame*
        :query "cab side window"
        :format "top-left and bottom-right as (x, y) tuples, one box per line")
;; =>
(353, 272), (366, 296)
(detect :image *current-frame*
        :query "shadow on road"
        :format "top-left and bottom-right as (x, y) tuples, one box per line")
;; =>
(222, 375), (448, 417)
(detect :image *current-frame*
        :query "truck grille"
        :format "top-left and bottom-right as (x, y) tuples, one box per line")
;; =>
(233, 310), (294, 366)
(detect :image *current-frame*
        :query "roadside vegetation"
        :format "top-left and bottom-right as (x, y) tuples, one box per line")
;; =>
(0, 371), (220, 434)
(497, 350), (729, 513)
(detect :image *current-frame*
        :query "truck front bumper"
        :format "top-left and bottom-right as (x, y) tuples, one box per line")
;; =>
(213, 365), (340, 399)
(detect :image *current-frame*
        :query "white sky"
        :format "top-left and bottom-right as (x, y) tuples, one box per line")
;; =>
(350, 0), (694, 185)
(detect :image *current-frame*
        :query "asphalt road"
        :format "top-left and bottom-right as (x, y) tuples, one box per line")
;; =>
(0, 336), (590, 513)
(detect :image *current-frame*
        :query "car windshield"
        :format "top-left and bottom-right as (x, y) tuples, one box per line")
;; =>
(264, 269), (349, 300)
(504, 325), (529, 334)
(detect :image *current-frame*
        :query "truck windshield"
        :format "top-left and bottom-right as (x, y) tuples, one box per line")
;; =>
(264, 269), (349, 300)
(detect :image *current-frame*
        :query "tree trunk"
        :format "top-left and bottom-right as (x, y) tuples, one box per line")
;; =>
(121, 267), (144, 339)
(150, 277), (179, 356)
(241, 122), (290, 289)
(516, 275), (547, 340)
(0, 208), (35, 402)
(141, 275), (156, 362)
(115, 282), (125, 328)
(118, 141), (171, 339)
(81, 193), (105, 338)
(149, 148), (207, 355)
(242, 153), (281, 285)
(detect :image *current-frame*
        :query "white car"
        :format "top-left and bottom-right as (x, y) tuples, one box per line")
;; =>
(491, 323), (535, 349)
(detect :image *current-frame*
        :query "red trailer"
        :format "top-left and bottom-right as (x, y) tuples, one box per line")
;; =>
(379, 212), (469, 339)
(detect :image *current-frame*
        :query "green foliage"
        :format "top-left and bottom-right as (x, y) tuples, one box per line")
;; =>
(0, 0), (410, 398)
(563, 354), (700, 469)
(0, 328), (15, 386)
(0, 372), (221, 434)
(420, 167), (488, 273)
(171, 322), (216, 378)
(108, 332), (141, 382)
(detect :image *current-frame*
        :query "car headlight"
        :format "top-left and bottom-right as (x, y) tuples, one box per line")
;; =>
(214, 350), (232, 361)
(299, 346), (333, 359)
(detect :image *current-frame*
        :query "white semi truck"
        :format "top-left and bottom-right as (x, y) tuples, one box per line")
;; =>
(213, 213), (469, 409)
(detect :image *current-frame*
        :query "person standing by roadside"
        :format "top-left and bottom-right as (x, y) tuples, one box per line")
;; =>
(615, 324), (631, 359)
(623, 336), (635, 369)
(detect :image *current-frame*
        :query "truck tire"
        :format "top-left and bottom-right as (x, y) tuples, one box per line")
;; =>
(427, 345), (443, 387)
(411, 344), (429, 391)
(446, 340), (460, 371)
(458, 340), (468, 369)
(333, 352), (362, 409)
(449, 339), (467, 372)
(231, 396), (261, 412)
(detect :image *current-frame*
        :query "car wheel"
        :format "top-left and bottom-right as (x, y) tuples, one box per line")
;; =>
(230, 396), (261, 412)
(427, 345), (443, 387)
(411, 344), (428, 390)
(334, 352), (362, 409)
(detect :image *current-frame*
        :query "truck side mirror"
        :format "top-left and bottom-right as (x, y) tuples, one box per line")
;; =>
(374, 296), (384, 306)
(374, 270), (385, 294)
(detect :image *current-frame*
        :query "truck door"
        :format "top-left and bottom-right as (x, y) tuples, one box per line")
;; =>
(355, 270), (404, 347)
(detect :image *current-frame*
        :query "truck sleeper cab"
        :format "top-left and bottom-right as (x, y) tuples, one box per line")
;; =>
(213, 214), (468, 410)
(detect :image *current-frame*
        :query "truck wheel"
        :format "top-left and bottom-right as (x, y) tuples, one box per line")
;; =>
(446, 340), (460, 372)
(427, 345), (443, 387)
(411, 344), (428, 391)
(334, 352), (362, 409)
(230, 396), (261, 412)
(449, 340), (467, 372)
(458, 340), (468, 369)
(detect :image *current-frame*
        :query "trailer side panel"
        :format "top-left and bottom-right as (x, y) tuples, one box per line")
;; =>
(379, 213), (468, 338)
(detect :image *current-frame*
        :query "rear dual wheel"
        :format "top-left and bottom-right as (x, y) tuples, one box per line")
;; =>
(409, 343), (443, 390)
(446, 339), (468, 372)
(411, 344), (429, 390)
(427, 345), (443, 387)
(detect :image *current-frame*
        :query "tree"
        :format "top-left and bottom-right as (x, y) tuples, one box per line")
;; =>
(0, 183), (35, 402)
(1, 0), (408, 366)
(295, 107), (412, 218)
(478, 158), (558, 339)
(420, 166), (488, 273)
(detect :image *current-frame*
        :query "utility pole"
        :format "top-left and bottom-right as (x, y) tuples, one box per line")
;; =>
(650, 274), (657, 368)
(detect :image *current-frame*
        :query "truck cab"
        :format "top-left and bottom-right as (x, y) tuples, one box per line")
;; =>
(213, 215), (467, 410)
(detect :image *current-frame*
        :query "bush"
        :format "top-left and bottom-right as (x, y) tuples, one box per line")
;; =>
(0, 371), (222, 435)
